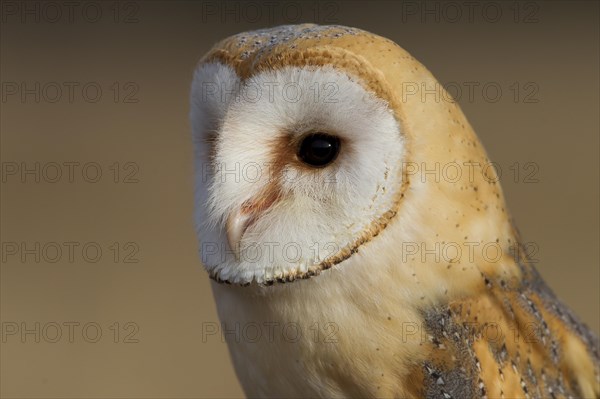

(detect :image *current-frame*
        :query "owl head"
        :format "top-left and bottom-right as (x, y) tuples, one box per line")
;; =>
(191, 25), (514, 286)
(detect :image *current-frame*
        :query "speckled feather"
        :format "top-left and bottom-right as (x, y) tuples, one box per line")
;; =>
(413, 243), (599, 399)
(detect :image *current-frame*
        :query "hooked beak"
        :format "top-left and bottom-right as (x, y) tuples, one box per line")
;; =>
(225, 190), (280, 261)
(226, 208), (254, 261)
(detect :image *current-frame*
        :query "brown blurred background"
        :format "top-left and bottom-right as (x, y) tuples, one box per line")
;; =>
(1, 1), (598, 398)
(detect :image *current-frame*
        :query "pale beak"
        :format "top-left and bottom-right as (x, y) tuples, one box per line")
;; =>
(225, 189), (280, 261)
(226, 208), (254, 261)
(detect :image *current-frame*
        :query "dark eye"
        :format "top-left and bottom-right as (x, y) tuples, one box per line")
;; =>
(297, 133), (341, 167)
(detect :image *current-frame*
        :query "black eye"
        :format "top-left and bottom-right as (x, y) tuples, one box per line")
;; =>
(297, 133), (341, 167)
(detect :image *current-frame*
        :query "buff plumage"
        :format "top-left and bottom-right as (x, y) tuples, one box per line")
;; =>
(191, 24), (599, 398)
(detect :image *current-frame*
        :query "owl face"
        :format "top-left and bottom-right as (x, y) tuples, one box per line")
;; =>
(191, 63), (405, 284)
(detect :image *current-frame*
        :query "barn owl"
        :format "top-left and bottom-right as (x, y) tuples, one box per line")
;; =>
(190, 24), (599, 398)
